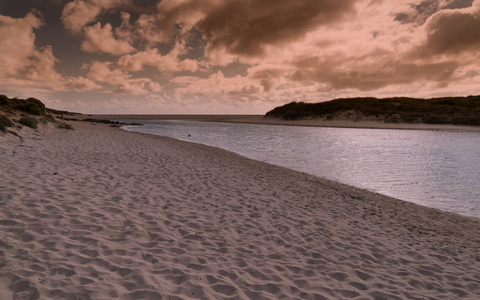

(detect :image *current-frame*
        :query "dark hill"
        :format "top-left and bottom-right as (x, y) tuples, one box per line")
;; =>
(265, 96), (480, 126)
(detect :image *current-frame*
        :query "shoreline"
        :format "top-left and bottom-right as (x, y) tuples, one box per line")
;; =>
(1, 121), (480, 298)
(85, 114), (480, 131)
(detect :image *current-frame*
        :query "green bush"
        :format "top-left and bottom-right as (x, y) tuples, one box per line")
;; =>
(0, 115), (13, 132)
(19, 116), (39, 129)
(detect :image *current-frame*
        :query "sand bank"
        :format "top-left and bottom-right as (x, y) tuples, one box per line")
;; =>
(1, 121), (480, 299)
(87, 114), (480, 131)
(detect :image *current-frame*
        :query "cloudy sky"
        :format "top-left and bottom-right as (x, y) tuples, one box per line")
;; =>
(1, 0), (479, 114)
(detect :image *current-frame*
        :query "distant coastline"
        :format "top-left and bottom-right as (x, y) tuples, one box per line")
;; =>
(80, 96), (480, 132)
(3, 93), (480, 133)
(81, 114), (480, 132)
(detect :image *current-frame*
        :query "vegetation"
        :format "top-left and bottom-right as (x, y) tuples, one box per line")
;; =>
(19, 116), (39, 129)
(0, 96), (46, 115)
(57, 122), (74, 130)
(0, 115), (13, 132)
(265, 96), (480, 126)
(47, 107), (79, 116)
(0, 94), (11, 108)
(72, 118), (141, 126)
(0, 94), (75, 132)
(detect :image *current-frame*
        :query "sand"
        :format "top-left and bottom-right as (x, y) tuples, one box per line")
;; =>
(1, 120), (480, 299)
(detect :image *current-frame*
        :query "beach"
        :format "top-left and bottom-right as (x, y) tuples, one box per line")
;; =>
(1, 120), (480, 299)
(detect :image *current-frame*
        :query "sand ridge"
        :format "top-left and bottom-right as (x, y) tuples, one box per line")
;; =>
(1, 121), (480, 299)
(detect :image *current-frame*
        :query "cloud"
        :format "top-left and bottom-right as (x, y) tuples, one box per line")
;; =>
(156, 0), (475, 101)
(0, 11), (44, 75)
(418, 3), (480, 56)
(87, 61), (161, 94)
(393, 0), (441, 25)
(81, 22), (136, 55)
(443, 0), (475, 9)
(393, 0), (475, 25)
(174, 71), (263, 99)
(62, 0), (357, 60)
(196, 0), (356, 58)
(65, 76), (102, 91)
(0, 11), (100, 93)
(172, 64), (294, 103)
(196, 0), (480, 95)
(289, 52), (460, 91)
(152, 0), (356, 61)
(116, 42), (200, 72)
(61, 0), (128, 33)
(62, 0), (135, 55)
(155, 0), (217, 42)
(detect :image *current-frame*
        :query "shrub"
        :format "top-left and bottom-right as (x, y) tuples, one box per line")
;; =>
(14, 97), (46, 115)
(0, 94), (12, 108)
(0, 115), (13, 132)
(57, 123), (73, 130)
(19, 116), (39, 129)
(26, 98), (46, 112)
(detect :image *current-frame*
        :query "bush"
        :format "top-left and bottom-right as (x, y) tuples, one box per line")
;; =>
(57, 123), (73, 130)
(19, 116), (39, 129)
(0, 94), (12, 108)
(13, 97), (46, 115)
(26, 98), (46, 112)
(0, 115), (13, 132)
(18, 100), (41, 115)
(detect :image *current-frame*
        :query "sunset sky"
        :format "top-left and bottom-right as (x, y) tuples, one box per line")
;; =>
(1, 0), (479, 114)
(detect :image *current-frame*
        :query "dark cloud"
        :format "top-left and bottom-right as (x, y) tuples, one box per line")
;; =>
(290, 55), (459, 91)
(442, 0), (474, 9)
(197, 0), (356, 57)
(420, 9), (480, 56)
(393, 0), (474, 25)
(250, 68), (286, 92)
(394, 0), (440, 25)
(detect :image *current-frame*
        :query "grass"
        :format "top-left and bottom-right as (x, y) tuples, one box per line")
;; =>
(265, 96), (480, 126)
(19, 116), (39, 129)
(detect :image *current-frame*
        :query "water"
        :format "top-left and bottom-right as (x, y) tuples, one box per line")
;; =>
(123, 120), (480, 218)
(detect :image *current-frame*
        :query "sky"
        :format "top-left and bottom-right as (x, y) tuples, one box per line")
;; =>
(1, 0), (479, 114)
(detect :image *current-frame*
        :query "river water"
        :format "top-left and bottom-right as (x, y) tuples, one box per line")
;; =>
(124, 120), (480, 218)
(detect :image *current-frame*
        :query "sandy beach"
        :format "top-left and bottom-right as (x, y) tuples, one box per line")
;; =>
(1, 120), (480, 299)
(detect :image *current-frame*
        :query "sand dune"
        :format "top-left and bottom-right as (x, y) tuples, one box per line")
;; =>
(1, 121), (480, 299)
